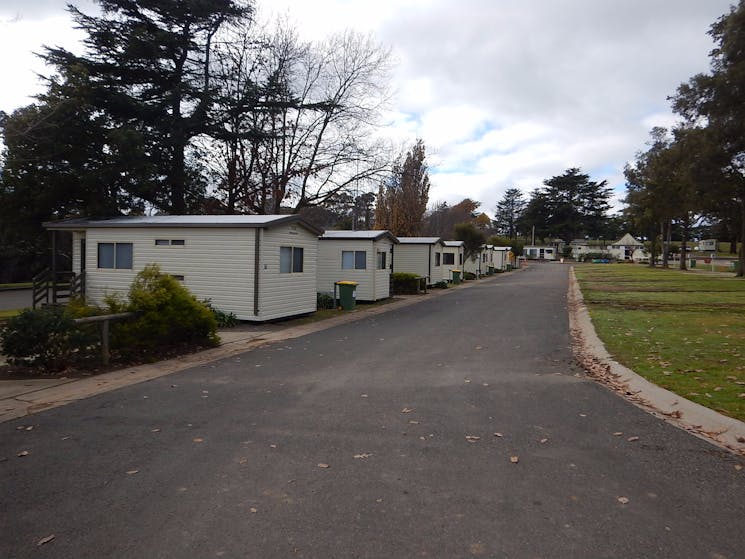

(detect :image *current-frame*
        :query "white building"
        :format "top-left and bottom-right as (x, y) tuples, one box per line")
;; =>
(524, 245), (557, 260)
(392, 237), (445, 285)
(442, 240), (465, 280)
(44, 215), (321, 322)
(608, 233), (646, 261)
(317, 230), (397, 301)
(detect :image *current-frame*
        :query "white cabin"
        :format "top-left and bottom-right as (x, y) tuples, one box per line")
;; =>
(44, 215), (321, 322)
(317, 230), (397, 301)
(608, 233), (645, 261)
(393, 237), (445, 285)
(524, 245), (557, 260)
(442, 240), (465, 281)
(493, 246), (513, 270)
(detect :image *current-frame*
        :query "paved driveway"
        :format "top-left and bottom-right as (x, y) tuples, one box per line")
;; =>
(0, 288), (31, 311)
(1, 265), (743, 558)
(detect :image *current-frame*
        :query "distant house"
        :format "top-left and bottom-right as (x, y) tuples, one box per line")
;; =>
(43, 215), (321, 322)
(463, 244), (492, 276)
(608, 233), (646, 261)
(393, 237), (445, 285)
(317, 230), (397, 301)
(523, 245), (557, 260)
(442, 240), (465, 280)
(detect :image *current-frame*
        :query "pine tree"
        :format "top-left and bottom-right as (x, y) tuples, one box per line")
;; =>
(494, 188), (526, 239)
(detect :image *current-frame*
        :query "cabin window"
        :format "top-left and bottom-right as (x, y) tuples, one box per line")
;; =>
(443, 253), (455, 265)
(97, 242), (133, 269)
(377, 251), (387, 270)
(435, 252), (441, 266)
(280, 246), (304, 273)
(342, 250), (366, 270)
(459, 253), (463, 265)
(155, 239), (185, 246)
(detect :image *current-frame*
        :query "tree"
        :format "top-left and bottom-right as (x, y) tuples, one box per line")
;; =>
(518, 168), (612, 243)
(454, 222), (486, 262)
(208, 24), (392, 214)
(375, 139), (430, 235)
(494, 188), (526, 238)
(422, 198), (481, 237)
(671, 0), (745, 276)
(43, 0), (249, 214)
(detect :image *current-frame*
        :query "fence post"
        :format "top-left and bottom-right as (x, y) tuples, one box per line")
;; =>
(101, 319), (110, 366)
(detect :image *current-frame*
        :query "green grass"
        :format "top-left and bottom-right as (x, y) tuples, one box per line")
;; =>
(574, 264), (745, 421)
(0, 309), (21, 321)
(0, 282), (33, 289)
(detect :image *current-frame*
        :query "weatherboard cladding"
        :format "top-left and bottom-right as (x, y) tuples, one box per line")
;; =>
(441, 241), (464, 281)
(392, 239), (444, 284)
(67, 221), (317, 321)
(317, 237), (392, 301)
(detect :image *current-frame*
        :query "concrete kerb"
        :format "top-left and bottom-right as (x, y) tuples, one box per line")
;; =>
(0, 269), (520, 424)
(568, 266), (745, 455)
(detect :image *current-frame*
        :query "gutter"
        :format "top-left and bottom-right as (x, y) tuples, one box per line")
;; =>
(253, 229), (261, 316)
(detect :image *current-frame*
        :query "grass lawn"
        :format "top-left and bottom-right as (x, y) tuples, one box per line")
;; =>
(574, 263), (745, 421)
(0, 282), (33, 289)
(0, 309), (21, 321)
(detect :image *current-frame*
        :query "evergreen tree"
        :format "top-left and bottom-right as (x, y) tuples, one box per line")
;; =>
(494, 188), (525, 239)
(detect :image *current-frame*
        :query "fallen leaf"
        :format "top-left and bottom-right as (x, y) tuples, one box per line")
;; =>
(360, 394), (368, 398)
(464, 379), (471, 384)
(736, 436), (745, 443)
(539, 438), (548, 444)
(617, 496), (629, 504)
(401, 407), (413, 413)
(193, 438), (204, 443)
(627, 436), (639, 442)
(61, 436), (71, 441)
(269, 444), (277, 449)
(17, 450), (29, 457)
(579, 413), (587, 418)
(37, 535), (55, 547)
(734, 464), (743, 471)
(612, 432), (623, 436)
(408, 420), (420, 425)
(151, 428), (161, 433)
(475, 346), (483, 350)
(510, 456), (519, 463)
(465, 435), (481, 443)
(25, 426), (34, 431)
(493, 432), (504, 438)
(249, 507), (258, 513)
(482, 383), (489, 387)
(125, 469), (139, 475)
(353, 453), (372, 459)
(317, 463), (329, 469)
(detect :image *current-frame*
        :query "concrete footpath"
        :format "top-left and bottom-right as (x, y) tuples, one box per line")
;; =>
(0, 280), (484, 423)
(568, 266), (745, 455)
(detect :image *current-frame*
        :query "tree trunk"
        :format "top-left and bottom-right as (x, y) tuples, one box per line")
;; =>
(661, 221), (669, 268)
(648, 225), (657, 268)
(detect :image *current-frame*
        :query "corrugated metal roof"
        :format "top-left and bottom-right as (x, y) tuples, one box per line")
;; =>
(43, 214), (323, 235)
(396, 237), (442, 245)
(443, 240), (464, 247)
(319, 230), (398, 243)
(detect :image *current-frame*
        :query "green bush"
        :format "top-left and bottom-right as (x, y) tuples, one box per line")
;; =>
(464, 272), (477, 280)
(432, 280), (448, 289)
(391, 272), (421, 294)
(109, 264), (219, 353)
(317, 293), (335, 310)
(202, 299), (239, 328)
(0, 307), (84, 370)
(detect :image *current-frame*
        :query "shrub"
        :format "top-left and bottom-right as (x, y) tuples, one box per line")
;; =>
(317, 293), (335, 310)
(110, 264), (219, 353)
(391, 272), (421, 294)
(464, 272), (477, 280)
(433, 280), (448, 289)
(0, 307), (81, 370)
(202, 299), (239, 328)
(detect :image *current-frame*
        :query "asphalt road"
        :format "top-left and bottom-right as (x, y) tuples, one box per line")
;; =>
(0, 288), (31, 311)
(2, 265), (744, 558)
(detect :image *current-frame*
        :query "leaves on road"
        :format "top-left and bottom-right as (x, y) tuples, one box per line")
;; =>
(317, 463), (330, 469)
(17, 450), (29, 457)
(125, 469), (139, 475)
(193, 438), (204, 443)
(627, 436), (640, 442)
(539, 438), (549, 444)
(510, 456), (519, 463)
(617, 496), (629, 504)
(493, 432), (504, 438)
(465, 435), (480, 443)
(37, 535), (55, 547)
(354, 453), (373, 459)
(401, 407), (413, 413)
(612, 432), (623, 437)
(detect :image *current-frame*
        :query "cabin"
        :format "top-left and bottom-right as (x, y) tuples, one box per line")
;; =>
(463, 244), (492, 276)
(393, 237), (445, 285)
(43, 215), (321, 322)
(523, 245), (557, 260)
(442, 240), (465, 281)
(492, 246), (514, 270)
(317, 230), (397, 301)
(608, 233), (646, 261)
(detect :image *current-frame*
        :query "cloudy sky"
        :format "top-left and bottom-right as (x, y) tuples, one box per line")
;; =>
(0, 0), (734, 214)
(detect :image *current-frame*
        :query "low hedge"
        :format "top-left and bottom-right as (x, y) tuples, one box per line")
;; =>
(391, 272), (421, 295)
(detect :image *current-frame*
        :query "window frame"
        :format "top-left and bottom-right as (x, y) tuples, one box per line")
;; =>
(280, 246), (304, 274)
(97, 242), (133, 270)
(342, 250), (367, 270)
(443, 252), (455, 265)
